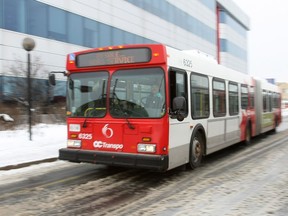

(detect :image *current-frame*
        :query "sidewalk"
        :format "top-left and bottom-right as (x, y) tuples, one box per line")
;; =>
(0, 124), (66, 170)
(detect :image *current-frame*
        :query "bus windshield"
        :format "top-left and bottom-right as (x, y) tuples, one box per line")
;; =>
(110, 67), (165, 118)
(67, 71), (108, 117)
(67, 68), (166, 118)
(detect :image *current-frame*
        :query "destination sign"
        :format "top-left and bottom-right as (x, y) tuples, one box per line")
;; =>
(76, 48), (151, 67)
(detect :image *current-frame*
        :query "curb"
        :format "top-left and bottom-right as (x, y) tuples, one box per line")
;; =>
(0, 158), (58, 171)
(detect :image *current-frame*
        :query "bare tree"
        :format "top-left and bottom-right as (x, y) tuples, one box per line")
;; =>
(6, 55), (51, 112)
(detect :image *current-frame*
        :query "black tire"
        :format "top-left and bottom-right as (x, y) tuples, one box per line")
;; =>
(189, 131), (204, 169)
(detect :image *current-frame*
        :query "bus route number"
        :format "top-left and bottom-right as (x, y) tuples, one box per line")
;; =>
(183, 59), (193, 68)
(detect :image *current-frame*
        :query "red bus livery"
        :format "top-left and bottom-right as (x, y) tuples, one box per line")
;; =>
(55, 44), (281, 171)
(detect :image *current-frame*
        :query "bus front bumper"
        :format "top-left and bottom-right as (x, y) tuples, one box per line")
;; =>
(59, 148), (169, 172)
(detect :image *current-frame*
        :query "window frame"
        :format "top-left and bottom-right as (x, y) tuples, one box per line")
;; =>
(228, 81), (239, 116)
(191, 73), (210, 119)
(212, 78), (226, 117)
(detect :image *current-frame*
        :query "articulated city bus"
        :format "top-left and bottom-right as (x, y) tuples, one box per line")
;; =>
(53, 44), (281, 171)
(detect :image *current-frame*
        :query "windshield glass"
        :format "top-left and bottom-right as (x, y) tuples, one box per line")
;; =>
(110, 68), (165, 118)
(67, 71), (108, 117)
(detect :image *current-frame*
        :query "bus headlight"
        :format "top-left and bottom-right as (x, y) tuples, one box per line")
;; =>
(67, 139), (81, 148)
(137, 144), (156, 153)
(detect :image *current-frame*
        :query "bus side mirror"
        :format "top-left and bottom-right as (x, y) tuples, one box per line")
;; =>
(49, 73), (56, 86)
(172, 96), (186, 121)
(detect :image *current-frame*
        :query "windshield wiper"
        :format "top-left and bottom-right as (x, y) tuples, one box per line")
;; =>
(124, 112), (135, 130)
(111, 79), (135, 130)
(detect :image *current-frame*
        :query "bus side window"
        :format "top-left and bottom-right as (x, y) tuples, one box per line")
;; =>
(263, 90), (267, 112)
(213, 78), (226, 117)
(169, 69), (188, 116)
(191, 73), (209, 119)
(241, 84), (248, 109)
(249, 86), (255, 109)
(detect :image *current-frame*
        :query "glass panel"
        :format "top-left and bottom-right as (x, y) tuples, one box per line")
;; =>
(67, 71), (108, 117)
(110, 68), (165, 118)
(3, 0), (26, 33)
(213, 79), (226, 117)
(84, 18), (98, 47)
(249, 86), (255, 108)
(126, 0), (216, 44)
(48, 6), (67, 41)
(27, 0), (48, 37)
(191, 74), (209, 119)
(229, 83), (239, 115)
(68, 13), (83, 45)
(0, 0), (3, 28)
(241, 85), (248, 109)
(99, 23), (112, 46)
(112, 27), (124, 45)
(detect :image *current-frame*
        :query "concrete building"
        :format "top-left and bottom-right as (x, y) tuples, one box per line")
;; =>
(277, 82), (288, 107)
(0, 0), (250, 100)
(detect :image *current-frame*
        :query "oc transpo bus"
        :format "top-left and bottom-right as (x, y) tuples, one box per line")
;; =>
(53, 44), (282, 172)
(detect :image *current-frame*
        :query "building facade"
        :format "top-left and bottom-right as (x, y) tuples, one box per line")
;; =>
(0, 0), (250, 100)
(277, 82), (288, 105)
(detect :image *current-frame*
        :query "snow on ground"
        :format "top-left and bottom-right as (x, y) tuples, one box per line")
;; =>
(0, 109), (288, 169)
(0, 124), (66, 168)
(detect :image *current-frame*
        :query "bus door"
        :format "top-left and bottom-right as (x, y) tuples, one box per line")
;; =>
(168, 68), (190, 169)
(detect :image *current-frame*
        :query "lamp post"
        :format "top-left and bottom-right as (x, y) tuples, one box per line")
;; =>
(22, 37), (35, 141)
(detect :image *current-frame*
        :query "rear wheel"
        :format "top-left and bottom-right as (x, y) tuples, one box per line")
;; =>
(189, 131), (204, 169)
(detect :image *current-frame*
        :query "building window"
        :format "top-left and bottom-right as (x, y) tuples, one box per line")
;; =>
(0, 0), (154, 49)
(48, 6), (67, 42)
(220, 39), (247, 61)
(219, 11), (247, 36)
(68, 13), (83, 46)
(99, 23), (112, 47)
(84, 18), (98, 47)
(27, 0), (48, 37)
(126, 0), (216, 44)
(0, 0), (3, 28)
(213, 79), (226, 117)
(3, 0), (26, 33)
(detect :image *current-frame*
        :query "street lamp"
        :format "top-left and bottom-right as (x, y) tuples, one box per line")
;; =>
(22, 37), (36, 141)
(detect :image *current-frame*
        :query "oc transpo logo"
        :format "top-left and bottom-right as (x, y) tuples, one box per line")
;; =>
(102, 124), (113, 138)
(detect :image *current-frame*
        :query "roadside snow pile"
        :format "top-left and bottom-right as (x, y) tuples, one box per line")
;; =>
(0, 114), (14, 122)
(0, 124), (66, 168)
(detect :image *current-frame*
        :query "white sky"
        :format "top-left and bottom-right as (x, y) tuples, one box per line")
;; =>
(233, 0), (288, 83)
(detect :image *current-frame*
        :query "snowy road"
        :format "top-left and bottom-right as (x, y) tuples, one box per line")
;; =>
(0, 126), (288, 216)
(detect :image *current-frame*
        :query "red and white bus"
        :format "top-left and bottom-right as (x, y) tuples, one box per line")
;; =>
(53, 44), (281, 171)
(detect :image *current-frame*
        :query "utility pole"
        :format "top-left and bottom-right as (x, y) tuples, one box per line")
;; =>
(22, 37), (36, 141)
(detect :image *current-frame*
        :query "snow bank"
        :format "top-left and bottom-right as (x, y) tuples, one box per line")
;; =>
(0, 124), (66, 168)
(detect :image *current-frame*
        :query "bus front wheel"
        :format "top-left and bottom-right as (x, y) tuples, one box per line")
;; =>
(189, 131), (204, 169)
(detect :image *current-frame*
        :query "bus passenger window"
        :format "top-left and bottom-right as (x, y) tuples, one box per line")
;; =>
(213, 79), (226, 117)
(241, 85), (248, 109)
(191, 73), (209, 119)
(249, 86), (255, 108)
(229, 82), (239, 116)
(263, 90), (267, 112)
